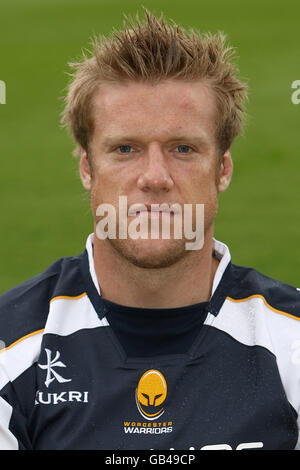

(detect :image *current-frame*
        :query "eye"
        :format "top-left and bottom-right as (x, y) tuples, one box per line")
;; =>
(176, 145), (192, 154)
(117, 145), (133, 154)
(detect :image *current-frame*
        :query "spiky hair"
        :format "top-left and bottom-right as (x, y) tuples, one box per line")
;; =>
(61, 9), (247, 156)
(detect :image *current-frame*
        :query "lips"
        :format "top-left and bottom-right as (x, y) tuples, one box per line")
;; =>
(128, 203), (181, 216)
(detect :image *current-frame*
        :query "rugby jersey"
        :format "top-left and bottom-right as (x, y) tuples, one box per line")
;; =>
(1, 234), (300, 450)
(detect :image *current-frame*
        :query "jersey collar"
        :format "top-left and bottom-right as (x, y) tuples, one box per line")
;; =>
(84, 232), (231, 299)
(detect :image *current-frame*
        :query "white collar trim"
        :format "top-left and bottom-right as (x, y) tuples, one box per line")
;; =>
(211, 238), (231, 296)
(85, 233), (231, 300)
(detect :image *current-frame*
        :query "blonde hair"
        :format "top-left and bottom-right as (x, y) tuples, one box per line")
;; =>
(61, 9), (247, 157)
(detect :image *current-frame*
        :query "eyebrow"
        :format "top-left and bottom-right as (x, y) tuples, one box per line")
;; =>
(101, 134), (210, 147)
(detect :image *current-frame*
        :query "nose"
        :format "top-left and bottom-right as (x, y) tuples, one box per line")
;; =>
(137, 144), (174, 193)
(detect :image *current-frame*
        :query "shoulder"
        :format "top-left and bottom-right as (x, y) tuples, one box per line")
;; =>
(0, 254), (85, 349)
(213, 262), (300, 374)
(228, 263), (300, 320)
(223, 264), (300, 417)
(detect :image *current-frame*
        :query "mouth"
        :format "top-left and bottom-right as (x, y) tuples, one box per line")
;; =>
(128, 203), (181, 216)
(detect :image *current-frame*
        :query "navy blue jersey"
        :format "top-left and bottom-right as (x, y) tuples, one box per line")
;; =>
(1, 234), (300, 450)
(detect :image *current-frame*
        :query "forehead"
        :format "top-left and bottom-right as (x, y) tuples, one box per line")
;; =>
(91, 79), (216, 140)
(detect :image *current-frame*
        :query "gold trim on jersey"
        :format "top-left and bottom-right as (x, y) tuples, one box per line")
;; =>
(227, 294), (300, 322)
(0, 292), (87, 352)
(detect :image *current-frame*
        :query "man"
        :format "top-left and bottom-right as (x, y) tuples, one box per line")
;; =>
(0, 10), (300, 450)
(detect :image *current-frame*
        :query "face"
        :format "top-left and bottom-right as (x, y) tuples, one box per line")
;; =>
(80, 79), (232, 269)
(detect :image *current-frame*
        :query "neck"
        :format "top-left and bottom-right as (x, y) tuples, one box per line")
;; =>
(92, 231), (219, 309)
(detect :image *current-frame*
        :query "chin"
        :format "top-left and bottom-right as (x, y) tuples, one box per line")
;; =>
(109, 238), (189, 269)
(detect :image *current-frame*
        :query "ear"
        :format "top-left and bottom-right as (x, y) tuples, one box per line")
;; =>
(217, 148), (233, 193)
(79, 148), (92, 192)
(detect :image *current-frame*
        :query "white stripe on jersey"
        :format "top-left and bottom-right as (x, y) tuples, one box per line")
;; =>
(0, 294), (108, 392)
(45, 294), (108, 337)
(206, 296), (300, 421)
(0, 397), (18, 449)
(0, 331), (43, 390)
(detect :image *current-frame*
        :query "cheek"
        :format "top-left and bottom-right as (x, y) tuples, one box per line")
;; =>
(88, 171), (107, 218)
(89, 170), (127, 217)
(183, 165), (219, 203)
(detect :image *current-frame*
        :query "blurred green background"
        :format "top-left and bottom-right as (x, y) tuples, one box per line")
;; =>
(0, 0), (300, 293)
